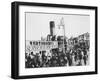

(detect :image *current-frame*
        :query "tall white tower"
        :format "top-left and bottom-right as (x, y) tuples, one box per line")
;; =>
(57, 17), (65, 36)
(57, 17), (66, 53)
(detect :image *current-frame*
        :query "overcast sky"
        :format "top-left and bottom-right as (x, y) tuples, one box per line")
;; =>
(26, 12), (90, 40)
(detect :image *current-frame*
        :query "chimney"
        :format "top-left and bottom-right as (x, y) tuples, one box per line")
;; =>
(50, 21), (55, 36)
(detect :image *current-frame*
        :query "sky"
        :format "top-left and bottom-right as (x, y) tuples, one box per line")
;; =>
(25, 12), (90, 40)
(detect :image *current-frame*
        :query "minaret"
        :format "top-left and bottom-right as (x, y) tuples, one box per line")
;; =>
(57, 17), (65, 36)
(58, 17), (65, 53)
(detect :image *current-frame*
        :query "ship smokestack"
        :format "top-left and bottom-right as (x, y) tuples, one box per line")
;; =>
(50, 21), (55, 36)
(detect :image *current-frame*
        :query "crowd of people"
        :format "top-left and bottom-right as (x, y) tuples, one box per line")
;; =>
(25, 41), (89, 68)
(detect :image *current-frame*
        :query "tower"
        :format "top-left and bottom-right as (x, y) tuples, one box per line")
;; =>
(57, 17), (66, 53)
(57, 17), (65, 36)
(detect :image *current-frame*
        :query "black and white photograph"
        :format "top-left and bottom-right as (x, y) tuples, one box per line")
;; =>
(25, 13), (90, 68)
(11, 2), (97, 79)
